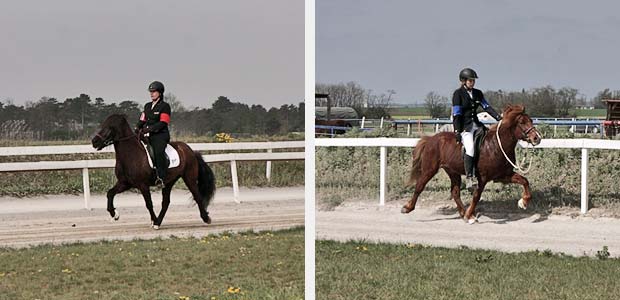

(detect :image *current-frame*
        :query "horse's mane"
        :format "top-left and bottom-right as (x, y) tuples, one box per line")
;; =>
(488, 104), (525, 132)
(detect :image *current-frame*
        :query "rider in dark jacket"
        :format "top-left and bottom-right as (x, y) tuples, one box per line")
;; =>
(452, 68), (502, 190)
(135, 81), (171, 187)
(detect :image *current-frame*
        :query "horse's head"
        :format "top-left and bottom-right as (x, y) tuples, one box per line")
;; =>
(91, 114), (130, 150)
(501, 105), (542, 146)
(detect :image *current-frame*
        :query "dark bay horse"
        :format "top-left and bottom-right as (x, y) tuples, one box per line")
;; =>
(91, 114), (216, 229)
(401, 105), (542, 223)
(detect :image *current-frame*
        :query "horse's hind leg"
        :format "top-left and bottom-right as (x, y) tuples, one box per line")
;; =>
(107, 181), (130, 221)
(183, 175), (211, 224)
(138, 185), (158, 226)
(401, 168), (439, 214)
(448, 173), (466, 217)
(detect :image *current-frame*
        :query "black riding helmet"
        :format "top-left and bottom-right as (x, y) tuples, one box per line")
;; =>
(459, 68), (478, 81)
(148, 81), (165, 94)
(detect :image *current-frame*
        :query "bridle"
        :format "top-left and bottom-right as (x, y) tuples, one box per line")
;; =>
(495, 115), (538, 174)
(95, 130), (138, 148)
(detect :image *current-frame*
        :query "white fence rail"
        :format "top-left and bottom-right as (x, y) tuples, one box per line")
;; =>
(316, 138), (620, 214)
(0, 141), (304, 208)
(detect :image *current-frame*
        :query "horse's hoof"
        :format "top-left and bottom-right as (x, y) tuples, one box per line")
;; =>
(467, 217), (478, 225)
(401, 207), (412, 214)
(153, 225), (160, 230)
(518, 198), (527, 210)
(110, 210), (120, 222)
(204, 216), (212, 224)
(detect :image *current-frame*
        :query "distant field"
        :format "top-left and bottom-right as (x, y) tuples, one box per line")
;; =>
(388, 107), (607, 119)
(317, 239), (620, 300)
(0, 228), (304, 300)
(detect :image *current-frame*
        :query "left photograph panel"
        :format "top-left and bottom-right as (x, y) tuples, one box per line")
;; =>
(0, 1), (305, 299)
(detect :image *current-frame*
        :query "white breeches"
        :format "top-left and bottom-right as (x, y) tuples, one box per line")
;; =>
(460, 124), (479, 157)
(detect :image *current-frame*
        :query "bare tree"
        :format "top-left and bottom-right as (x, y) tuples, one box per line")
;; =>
(557, 87), (578, 117)
(424, 91), (448, 118)
(165, 92), (186, 113)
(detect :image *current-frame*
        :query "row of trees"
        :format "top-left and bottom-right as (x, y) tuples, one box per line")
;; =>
(424, 86), (618, 118)
(315, 82), (395, 118)
(0, 94), (304, 140)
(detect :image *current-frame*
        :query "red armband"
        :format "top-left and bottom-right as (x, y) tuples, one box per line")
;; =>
(160, 113), (170, 124)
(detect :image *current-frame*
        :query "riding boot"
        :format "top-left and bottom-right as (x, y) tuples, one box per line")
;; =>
(464, 155), (478, 191)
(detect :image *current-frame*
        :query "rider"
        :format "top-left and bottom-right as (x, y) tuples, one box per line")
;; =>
(452, 68), (502, 190)
(135, 81), (172, 187)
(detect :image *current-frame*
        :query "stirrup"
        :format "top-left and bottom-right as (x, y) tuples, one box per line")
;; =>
(154, 177), (165, 188)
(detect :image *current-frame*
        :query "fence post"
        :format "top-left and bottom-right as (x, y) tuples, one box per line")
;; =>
(230, 160), (240, 203)
(361, 117), (366, 129)
(266, 149), (272, 182)
(435, 118), (439, 133)
(380, 146), (387, 206)
(82, 167), (91, 210)
(380, 117), (384, 129)
(407, 118), (411, 136)
(581, 148), (588, 214)
(554, 118), (557, 137)
(571, 117), (576, 133)
(585, 118), (589, 134)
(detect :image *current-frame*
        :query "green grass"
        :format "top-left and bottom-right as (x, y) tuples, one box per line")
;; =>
(570, 108), (606, 117)
(0, 228), (304, 300)
(388, 107), (428, 117)
(317, 239), (620, 300)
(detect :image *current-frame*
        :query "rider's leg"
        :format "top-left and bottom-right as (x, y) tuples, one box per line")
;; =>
(461, 130), (477, 190)
(150, 134), (168, 185)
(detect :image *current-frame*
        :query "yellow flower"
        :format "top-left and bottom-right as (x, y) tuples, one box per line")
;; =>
(227, 286), (241, 294)
(179, 296), (190, 300)
(61, 268), (72, 274)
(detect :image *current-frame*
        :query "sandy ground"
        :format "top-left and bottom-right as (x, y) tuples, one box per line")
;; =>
(0, 187), (304, 248)
(317, 201), (620, 257)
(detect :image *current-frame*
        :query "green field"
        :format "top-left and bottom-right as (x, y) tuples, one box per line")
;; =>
(388, 107), (607, 119)
(317, 239), (619, 300)
(0, 228), (304, 300)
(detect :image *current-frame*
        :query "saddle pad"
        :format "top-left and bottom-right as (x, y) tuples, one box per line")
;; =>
(142, 143), (180, 169)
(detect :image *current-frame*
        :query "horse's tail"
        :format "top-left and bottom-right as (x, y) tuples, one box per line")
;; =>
(195, 151), (216, 209)
(406, 137), (429, 187)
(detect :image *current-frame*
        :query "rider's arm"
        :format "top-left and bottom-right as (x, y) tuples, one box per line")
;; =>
(148, 103), (171, 133)
(479, 92), (502, 121)
(452, 90), (464, 132)
(135, 104), (148, 130)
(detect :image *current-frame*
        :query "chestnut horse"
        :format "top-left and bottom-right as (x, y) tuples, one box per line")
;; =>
(401, 105), (542, 223)
(91, 114), (216, 229)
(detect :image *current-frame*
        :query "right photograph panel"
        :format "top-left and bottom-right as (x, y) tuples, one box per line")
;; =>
(315, 1), (620, 299)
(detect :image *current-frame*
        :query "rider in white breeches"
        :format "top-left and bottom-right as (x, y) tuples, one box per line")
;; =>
(452, 68), (503, 190)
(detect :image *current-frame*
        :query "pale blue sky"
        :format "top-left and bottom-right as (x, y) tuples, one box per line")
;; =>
(317, 0), (620, 103)
(0, 0), (304, 108)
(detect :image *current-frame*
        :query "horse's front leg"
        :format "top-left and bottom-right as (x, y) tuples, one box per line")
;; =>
(464, 181), (486, 224)
(153, 185), (173, 230)
(508, 173), (532, 210)
(138, 186), (158, 226)
(106, 181), (130, 221)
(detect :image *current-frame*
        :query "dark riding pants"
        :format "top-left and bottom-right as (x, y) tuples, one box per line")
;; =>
(149, 131), (170, 180)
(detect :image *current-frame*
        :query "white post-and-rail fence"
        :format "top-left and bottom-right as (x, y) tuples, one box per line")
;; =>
(316, 138), (620, 214)
(0, 141), (304, 208)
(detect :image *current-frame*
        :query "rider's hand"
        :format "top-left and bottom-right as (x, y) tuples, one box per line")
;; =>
(455, 132), (462, 144)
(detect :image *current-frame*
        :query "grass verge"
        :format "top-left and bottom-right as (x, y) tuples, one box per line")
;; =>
(317, 239), (620, 300)
(0, 228), (304, 300)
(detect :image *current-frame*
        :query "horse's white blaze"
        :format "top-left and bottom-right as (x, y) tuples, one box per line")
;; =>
(518, 198), (527, 209)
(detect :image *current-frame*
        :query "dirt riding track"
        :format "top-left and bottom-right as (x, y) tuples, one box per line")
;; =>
(317, 201), (620, 257)
(0, 187), (303, 248)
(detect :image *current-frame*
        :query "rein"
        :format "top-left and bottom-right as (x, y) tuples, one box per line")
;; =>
(495, 119), (534, 174)
(96, 131), (138, 147)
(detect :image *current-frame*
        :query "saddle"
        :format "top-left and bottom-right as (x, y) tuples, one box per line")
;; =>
(141, 142), (181, 169)
(462, 125), (488, 172)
